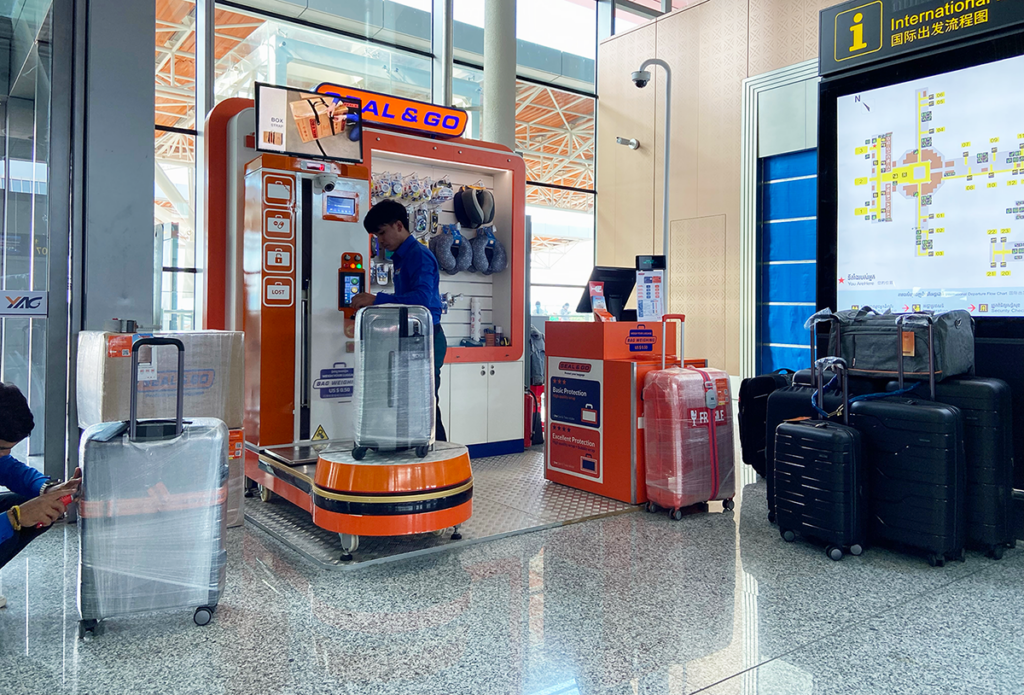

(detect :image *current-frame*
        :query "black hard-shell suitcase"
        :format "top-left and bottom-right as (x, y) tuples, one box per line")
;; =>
(850, 315), (966, 567)
(887, 375), (1015, 559)
(775, 359), (866, 561)
(738, 369), (793, 477)
(765, 386), (842, 523)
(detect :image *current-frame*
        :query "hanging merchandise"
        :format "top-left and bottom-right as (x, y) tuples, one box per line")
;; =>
(389, 172), (404, 199)
(470, 226), (507, 275)
(413, 207), (430, 238)
(469, 297), (483, 342)
(453, 185), (495, 228)
(429, 224), (472, 275)
(429, 177), (455, 208)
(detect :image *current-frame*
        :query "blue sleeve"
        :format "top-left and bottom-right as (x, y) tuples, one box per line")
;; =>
(0, 455), (49, 498)
(374, 250), (439, 309)
(0, 513), (13, 546)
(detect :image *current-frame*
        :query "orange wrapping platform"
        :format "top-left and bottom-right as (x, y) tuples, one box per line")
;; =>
(544, 321), (680, 504)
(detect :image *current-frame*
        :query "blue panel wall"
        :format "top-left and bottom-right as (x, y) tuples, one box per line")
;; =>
(758, 149), (818, 373)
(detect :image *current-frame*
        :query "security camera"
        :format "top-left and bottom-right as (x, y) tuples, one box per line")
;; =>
(631, 70), (651, 88)
(314, 174), (337, 193)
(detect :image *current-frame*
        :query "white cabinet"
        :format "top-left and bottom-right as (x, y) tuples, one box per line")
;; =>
(442, 361), (523, 446)
(487, 362), (524, 442)
(438, 364), (452, 435)
(447, 363), (491, 445)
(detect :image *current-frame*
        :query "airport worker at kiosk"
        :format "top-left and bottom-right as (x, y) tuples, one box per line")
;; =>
(351, 199), (448, 441)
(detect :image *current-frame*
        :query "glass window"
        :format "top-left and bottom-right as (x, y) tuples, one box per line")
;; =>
(528, 186), (595, 322)
(155, 2), (197, 128)
(454, 0), (596, 89)
(517, 83), (595, 191)
(154, 130), (196, 330)
(215, 8), (432, 105)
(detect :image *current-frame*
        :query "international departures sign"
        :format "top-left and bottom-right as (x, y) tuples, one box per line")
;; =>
(820, 0), (1024, 76)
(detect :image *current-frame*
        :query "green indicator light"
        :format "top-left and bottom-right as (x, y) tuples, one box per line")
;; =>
(357, 264), (362, 268)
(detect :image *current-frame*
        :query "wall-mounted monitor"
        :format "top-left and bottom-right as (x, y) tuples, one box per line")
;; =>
(255, 82), (363, 164)
(823, 50), (1024, 318)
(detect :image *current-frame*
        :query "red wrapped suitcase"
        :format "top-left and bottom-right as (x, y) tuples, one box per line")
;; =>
(642, 316), (736, 519)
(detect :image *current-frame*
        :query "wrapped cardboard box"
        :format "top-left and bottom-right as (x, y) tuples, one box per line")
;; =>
(78, 331), (244, 429)
(78, 330), (247, 527)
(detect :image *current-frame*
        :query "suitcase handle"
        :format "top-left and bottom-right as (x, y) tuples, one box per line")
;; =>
(896, 314), (936, 399)
(813, 356), (850, 424)
(659, 314), (686, 370)
(129, 337), (185, 441)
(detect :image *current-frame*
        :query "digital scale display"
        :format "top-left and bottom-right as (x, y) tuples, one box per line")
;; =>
(326, 195), (356, 217)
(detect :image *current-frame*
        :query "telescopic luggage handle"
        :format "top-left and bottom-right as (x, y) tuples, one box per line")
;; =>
(895, 314), (936, 399)
(659, 314), (686, 370)
(129, 337), (185, 440)
(813, 356), (850, 424)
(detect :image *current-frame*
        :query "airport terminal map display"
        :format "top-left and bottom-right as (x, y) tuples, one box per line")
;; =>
(836, 55), (1024, 317)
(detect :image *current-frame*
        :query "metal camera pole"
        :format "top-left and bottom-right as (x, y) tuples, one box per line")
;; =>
(633, 58), (672, 305)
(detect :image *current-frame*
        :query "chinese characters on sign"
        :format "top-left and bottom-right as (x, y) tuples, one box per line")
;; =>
(892, 9), (988, 46)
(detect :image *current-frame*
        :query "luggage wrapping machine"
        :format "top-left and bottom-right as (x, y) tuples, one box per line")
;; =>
(205, 99), (476, 559)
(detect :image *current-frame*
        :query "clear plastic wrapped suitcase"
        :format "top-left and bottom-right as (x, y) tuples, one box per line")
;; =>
(352, 306), (435, 459)
(78, 338), (228, 638)
(642, 317), (736, 517)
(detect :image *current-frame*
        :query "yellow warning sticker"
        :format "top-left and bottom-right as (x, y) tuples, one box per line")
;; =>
(312, 425), (329, 441)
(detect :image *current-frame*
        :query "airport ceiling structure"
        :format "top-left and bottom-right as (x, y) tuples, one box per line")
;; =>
(154, 0), (597, 221)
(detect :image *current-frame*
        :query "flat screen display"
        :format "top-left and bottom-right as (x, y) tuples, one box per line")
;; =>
(255, 82), (363, 164)
(326, 196), (356, 217)
(835, 55), (1024, 317)
(339, 272), (363, 308)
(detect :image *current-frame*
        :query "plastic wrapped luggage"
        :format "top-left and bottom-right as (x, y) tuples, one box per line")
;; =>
(352, 306), (435, 459)
(775, 358), (866, 561)
(886, 375), (1015, 559)
(849, 315), (966, 567)
(738, 369), (793, 478)
(643, 318), (735, 518)
(78, 338), (228, 638)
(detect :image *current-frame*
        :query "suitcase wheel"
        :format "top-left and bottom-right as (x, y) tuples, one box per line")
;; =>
(193, 606), (215, 626)
(767, 510), (776, 524)
(955, 548), (966, 563)
(826, 546), (843, 562)
(781, 529), (796, 543)
(722, 499), (735, 511)
(927, 554), (946, 568)
(988, 545), (1005, 561)
(451, 526), (462, 541)
(670, 509), (684, 521)
(258, 485), (274, 503)
(849, 544), (864, 557)
(645, 502), (659, 514)
(78, 619), (100, 640)
(415, 445), (430, 458)
(352, 447), (368, 461)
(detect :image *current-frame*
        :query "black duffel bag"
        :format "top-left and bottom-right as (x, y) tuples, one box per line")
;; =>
(826, 307), (974, 381)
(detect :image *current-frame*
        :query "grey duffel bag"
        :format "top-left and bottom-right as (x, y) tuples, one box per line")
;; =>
(826, 308), (974, 381)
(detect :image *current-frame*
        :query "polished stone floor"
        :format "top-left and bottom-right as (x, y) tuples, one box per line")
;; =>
(0, 461), (1020, 695)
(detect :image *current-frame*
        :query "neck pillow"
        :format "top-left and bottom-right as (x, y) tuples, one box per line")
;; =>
(453, 187), (495, 228)
(470, 226), (507, 275)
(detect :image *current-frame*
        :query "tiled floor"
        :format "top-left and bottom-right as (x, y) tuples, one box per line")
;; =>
(245, 449), (637, 569)
(0, 456), (1021, 695)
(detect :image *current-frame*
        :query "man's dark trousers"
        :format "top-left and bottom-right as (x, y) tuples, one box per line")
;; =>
(0, 493), (46, 569)
(434, 324), (447, 442)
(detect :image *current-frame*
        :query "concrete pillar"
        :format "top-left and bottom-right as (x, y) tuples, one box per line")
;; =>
(83, 0), (156, 330)
(482, 0), (516, 150)
(432, 0), (454, 106)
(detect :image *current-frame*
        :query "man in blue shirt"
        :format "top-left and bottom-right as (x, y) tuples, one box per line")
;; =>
(0, 383), (81, 606)
(352, 200), (447, 441)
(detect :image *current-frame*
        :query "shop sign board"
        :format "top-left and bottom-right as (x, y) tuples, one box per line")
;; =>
(1, 291), (47, 317)
(316, 83), (469, 138)
(546, 358), (603, 482)
(819, 0), (1024, 77)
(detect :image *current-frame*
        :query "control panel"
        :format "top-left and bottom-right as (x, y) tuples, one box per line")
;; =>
(339, 252), (365, 313)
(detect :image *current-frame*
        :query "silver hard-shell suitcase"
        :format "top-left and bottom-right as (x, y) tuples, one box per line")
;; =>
(352, 306), (435, 459)
(78, 337), (228, 638)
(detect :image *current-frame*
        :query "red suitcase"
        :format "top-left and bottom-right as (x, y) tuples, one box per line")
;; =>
(642, 316), (736, 518)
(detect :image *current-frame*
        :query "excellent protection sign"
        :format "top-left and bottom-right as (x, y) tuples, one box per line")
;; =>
(546, 358), (603, 482)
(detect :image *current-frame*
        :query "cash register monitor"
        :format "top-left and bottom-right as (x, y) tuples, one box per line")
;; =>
(575, 266), (637, 320)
